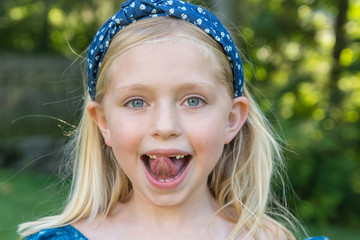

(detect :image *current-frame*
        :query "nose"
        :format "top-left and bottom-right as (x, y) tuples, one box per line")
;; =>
(150, 103), (182, 139)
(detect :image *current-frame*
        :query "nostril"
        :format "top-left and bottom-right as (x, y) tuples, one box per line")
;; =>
(150, 107), (182, 138)
(150, 122), (181, 139)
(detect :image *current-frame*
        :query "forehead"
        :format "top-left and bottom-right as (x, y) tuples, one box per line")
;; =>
(111, 38), (213, 79)
(113, 31), (221, 68)
(107, 38), (228, 95)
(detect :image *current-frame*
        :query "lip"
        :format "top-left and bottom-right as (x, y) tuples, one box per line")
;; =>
(141, 149), (192, 189)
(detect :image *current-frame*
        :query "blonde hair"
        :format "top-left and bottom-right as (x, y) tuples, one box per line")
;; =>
(18, 17), (301, 239)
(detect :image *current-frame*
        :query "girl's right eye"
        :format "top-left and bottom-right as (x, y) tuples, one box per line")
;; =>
(125, 99), (146, 109)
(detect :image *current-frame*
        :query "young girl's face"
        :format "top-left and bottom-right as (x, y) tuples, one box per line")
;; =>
(89, 37), (247, 207)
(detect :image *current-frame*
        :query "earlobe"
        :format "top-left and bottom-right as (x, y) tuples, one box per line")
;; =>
(87, 102), (112, 147)
(224, 96), (249, 144)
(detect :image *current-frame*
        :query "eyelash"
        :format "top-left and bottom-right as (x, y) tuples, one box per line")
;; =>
(124, 96), (207, 109)
(183, 96), (207, 108)
(125, 98), (147, 109)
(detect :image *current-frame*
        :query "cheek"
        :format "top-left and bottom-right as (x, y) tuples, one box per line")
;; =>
(185, 113), (228, 162)
(106, 115), (145, 162)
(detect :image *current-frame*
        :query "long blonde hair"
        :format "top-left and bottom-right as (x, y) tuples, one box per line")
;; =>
(19, 17), (301, 239)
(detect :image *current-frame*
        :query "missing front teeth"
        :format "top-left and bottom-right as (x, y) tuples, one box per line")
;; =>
(147, 154), (186, 159)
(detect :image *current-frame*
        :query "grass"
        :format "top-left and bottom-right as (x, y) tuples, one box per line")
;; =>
(0, 168), (68, 240)
(0, 168), (359, 240)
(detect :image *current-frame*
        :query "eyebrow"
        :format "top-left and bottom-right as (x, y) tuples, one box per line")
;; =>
(176, 82), (216, 93)
(114, 83), (150, 93)
(114, 82), (216, 94)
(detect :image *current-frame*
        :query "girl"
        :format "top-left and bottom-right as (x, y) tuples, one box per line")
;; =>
(18, 0), (327, 239)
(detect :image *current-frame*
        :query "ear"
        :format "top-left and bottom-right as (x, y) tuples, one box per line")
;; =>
(224, 96), (249, 144)
(87, 101), (112, 147)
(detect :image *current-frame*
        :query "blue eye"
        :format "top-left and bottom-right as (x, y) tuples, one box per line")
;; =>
(186, 97), (205, 107)
(128, 99), (145, 108)
(187, 98), (200, 106)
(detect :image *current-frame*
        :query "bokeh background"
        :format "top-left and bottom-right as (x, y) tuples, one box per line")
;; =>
(0, 0), (359, 239)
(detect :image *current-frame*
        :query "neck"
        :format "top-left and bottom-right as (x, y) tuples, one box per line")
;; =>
(76, 184), (237, 240)
(123, 185), (219, 231)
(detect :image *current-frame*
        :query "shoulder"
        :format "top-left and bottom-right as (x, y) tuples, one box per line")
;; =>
(255, 217), (292, 240)
(25, 225), (88, 240)
(256, 217), (329, 240)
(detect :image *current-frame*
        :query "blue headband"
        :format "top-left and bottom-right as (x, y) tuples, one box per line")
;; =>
(87, 0), (244, 100)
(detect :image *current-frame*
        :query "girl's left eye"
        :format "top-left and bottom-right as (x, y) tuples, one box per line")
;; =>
(184, 97), (205, 108)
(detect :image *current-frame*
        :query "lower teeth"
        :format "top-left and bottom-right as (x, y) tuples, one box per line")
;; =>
(153, 170), (182, 182)
(158, 178), (174, 182)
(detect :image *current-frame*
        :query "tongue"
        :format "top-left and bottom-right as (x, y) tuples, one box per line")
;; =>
(149, 156), (186, 180)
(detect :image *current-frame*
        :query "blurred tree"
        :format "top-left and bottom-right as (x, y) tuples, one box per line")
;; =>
(1, 0), (359, 230)
(232, 0), (360, 228)
(0, 0), (127, 56)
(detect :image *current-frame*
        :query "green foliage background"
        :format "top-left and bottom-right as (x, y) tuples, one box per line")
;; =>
(0, 0), (359, 234)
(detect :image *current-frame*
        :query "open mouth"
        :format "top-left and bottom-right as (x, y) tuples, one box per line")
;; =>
(141, 154), (191, 182)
